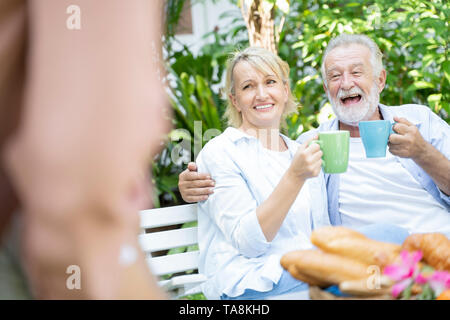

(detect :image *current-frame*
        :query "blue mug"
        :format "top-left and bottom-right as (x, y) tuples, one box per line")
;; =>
(358, 120), (395, 158)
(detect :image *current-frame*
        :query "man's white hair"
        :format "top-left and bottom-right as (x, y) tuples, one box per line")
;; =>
(321, 34), (384, 88)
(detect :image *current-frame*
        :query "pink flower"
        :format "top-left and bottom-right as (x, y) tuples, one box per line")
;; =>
(384, 250), (422, 281)
(383, 250), (450, 299)
(383, 250), (423, 298)
(414, 273), (429, 285)
(428, 271), (450, 296)
(391, 278), (413, 298)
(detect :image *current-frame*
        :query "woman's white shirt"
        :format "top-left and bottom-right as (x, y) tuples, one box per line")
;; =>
(196, 127), (330, 299)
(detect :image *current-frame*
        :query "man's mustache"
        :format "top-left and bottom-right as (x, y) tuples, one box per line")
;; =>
(337, 87), (364, 100)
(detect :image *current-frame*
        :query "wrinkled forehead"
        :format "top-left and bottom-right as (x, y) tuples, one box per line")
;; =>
(324, 43), (372, 71)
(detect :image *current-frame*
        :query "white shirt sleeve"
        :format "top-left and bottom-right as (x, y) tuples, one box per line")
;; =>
(427, 109), (450, 205)
(196, 141), (271, 258)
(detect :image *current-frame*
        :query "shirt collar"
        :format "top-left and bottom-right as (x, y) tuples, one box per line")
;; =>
(327, 104), (422, 129)
(224, 126), (290, 143)
(224, 127), (254, 142)
(224, 126), (297, 154)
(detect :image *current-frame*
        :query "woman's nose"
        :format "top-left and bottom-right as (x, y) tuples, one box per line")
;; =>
(256, 84), (268, 100)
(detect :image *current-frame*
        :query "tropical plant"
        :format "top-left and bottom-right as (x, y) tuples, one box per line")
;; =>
(153, 0), (239, 207)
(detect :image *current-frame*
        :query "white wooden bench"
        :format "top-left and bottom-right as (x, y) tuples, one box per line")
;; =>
(138, 203), (206, 298)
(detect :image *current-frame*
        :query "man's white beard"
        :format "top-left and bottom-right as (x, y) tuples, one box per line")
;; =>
(328, 83), (380, 126)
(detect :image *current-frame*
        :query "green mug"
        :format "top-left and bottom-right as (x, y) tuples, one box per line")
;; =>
(310, 130), (350, 174)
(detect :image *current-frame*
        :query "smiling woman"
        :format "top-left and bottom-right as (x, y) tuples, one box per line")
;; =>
(224, 47), (297, 132)
(230, 60), (288, 134)
(194, 47), (330, 300)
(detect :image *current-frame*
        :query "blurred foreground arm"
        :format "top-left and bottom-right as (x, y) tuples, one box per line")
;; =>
(2, 0), (169, 299)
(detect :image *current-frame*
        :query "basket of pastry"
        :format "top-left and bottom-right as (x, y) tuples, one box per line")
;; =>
(280, 226), (450, 300)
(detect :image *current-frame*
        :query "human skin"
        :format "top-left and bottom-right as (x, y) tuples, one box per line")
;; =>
(230, 60), (288, 134)
(322, 43), (386, 137)
(179, 41), (450, 202)
(206, 59), (323, 242)
(2, 0), (170, 299)
(323, 43), (449, 196)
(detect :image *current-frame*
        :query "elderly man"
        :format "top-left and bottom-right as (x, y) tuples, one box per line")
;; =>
(178, 34), (450, 237)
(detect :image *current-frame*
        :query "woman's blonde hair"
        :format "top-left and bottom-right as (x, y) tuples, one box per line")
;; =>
(223, 47), (298, 128)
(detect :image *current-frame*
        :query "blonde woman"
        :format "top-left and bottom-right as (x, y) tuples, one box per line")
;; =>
(196, 47), (330, 300)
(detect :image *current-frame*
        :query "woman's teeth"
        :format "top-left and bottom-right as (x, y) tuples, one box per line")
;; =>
(255, 104), (273, 110)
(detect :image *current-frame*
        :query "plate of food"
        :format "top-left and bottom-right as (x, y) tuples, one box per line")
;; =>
(280, 226), (450, 300)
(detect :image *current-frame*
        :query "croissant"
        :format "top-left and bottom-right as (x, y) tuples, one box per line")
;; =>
(280, 249), (371, 286)
(401, 233), (450, 271)
(311, 226), (401, 268)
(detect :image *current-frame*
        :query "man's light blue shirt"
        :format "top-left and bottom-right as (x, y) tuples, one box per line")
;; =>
(196, 127), (330, 300)
(297, 104), (450, 225)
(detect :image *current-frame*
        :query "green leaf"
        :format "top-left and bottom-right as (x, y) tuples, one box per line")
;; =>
(401, 282), (413, 300)
(443, 61), (450, 83)
(407, 70), (422, 78)
(405, 34), (431, 47)
(313, 33), (328, 41)
(421, 265), (435, 273)
(418, 283), (435, 300)
(421, 17), (446, 34)
(427, 93), (442, 104)
(406, 81), (435, 91)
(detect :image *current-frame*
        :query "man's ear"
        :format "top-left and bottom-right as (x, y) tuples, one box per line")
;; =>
(377, 69), (387, 93)
(229, 93), (240, 112)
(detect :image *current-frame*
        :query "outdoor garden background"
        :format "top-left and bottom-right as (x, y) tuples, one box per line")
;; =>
(154, 0), (448, 300)
(156, 0), (448, 208)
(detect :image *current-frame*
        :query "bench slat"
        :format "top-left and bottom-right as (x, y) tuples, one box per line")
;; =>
(140, 204), (197, 229)
(139, 204), (204, 297)
(139, 227), (198, 252)
(148, 251), (200, 276)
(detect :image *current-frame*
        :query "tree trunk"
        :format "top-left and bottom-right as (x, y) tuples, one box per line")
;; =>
(240, 0), (277, 54)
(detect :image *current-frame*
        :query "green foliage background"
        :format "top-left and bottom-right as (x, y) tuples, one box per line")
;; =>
(155, 0), (449, 207)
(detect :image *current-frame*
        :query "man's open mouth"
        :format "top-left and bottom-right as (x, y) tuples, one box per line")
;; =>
(340, 94), (362, 105)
